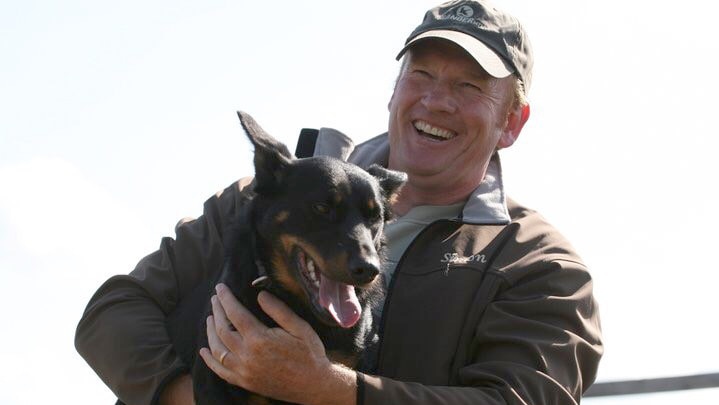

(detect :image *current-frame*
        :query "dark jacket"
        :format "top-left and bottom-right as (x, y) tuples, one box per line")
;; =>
(75, 131), (602, 405)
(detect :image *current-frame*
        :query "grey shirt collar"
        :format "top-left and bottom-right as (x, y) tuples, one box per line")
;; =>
(317, 130), (511, 225)
(461, 153), (511, 224)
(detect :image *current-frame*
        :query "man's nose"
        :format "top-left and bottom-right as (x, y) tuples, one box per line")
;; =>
(421, 82), (457, 113)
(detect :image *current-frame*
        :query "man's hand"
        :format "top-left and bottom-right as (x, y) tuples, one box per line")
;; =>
(198, 284), (357, 405)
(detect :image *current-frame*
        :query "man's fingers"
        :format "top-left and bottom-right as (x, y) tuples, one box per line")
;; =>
(201, 314), (238, 384)
(257, 290), (317, 341)
(199, 347), (236, 385)
(215, 283), (265, 334)
(206, 313), (231, 360)
(210, 294), (242, 352)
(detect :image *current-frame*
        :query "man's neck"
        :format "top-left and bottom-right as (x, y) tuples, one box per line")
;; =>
(391, 180), (479, 216)
(388, 156), (491, 217)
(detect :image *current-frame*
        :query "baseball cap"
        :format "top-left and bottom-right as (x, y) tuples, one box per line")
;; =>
(397, 0), (533, 91)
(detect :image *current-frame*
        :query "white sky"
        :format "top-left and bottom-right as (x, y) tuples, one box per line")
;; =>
(1, 0), (718, 403)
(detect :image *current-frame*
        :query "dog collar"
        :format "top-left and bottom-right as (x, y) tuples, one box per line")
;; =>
(250, 231), (273, 289)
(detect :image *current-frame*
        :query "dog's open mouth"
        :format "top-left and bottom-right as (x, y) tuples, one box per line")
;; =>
(295, 248), (362, 329)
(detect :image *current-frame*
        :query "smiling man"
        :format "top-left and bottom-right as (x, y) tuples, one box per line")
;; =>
(76, 1), (602, 405)
(386, 38), (528, 215)
(197, 1), (602, 404)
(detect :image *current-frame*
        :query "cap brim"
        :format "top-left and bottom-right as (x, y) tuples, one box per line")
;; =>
(396, 30), (514, 79)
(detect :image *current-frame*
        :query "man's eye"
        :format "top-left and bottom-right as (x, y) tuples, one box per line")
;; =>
(412, 69), (432, 79)
(312, 203), (330, 215)
(461, 82), (482, 92)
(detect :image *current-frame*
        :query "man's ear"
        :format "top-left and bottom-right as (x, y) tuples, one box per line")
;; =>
(498, 103), (530, 149)
(237, 111), (294, 194)
(387, 91), (395, 112)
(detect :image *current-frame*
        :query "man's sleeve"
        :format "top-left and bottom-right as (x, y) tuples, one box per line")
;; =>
(358, 259), (603, 404)
(74, 178), (253, 405)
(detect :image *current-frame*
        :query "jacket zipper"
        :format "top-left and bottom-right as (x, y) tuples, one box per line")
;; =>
(374, 218), (457, 372)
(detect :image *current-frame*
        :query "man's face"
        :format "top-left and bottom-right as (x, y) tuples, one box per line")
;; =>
(387, 39), (524, 194)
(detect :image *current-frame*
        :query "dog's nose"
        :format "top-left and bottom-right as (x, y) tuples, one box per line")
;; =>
(349, 258), (380, 285)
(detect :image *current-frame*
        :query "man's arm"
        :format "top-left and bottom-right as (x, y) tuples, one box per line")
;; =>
(359, 259), (603, 404)
(74, 179), (252, 405)
(158, 374), (194, 405)
(201, 259), (601, 405)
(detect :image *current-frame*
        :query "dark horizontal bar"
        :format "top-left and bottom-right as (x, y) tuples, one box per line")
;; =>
(584, 372), (719, 397)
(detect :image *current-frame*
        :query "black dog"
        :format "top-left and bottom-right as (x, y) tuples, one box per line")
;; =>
(166, 111), (405, 404)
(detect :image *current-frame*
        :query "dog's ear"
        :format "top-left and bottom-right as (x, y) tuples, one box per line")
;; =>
(237, 111), (294, 193)
(366, 164), (407, 200)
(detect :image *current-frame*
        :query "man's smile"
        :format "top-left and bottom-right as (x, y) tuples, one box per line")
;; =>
(413, 120), (457, 141)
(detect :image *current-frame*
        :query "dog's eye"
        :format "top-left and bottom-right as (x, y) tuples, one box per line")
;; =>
(365, 198), (382, 222)
(367, 205), (381, 221)
(312, 203), (330, 215)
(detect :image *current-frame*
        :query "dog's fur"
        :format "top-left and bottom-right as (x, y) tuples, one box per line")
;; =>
(166, 112), (405, 404)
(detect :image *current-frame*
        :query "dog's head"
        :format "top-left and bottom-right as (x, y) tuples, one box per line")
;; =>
(238, 111), (405, 329)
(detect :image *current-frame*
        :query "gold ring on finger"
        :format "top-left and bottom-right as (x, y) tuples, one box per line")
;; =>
(219, 350), (229, 366)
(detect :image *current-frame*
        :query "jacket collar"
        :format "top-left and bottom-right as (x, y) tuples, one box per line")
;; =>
(319, 130), (511, 225)
(461, 152), (510, 224)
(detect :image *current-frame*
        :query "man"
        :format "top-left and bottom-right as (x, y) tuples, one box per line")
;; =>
(76, 1), (603, 404)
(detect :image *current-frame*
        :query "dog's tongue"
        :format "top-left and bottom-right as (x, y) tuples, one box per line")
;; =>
(318, 274), (361, 328)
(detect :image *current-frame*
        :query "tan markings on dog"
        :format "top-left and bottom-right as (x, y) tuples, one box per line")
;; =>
(274, 210), (289, 224)
(327, 350), (359, 368)
(279, 234), (333, 276)
(332, 192), (343, 206)
(367, 198), (376, 212)
(272, 234), (341, 305)
(279, 234), (355, 282)
(270, 247), (304, 301)
(247, 394), (273, 405)
(388, 192), (399, 207)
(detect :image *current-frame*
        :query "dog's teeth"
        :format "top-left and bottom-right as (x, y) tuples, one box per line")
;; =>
(308, 261), (317, 281)
(306, 259), (321, 288)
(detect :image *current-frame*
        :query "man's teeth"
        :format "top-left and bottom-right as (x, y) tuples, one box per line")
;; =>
(414, 121), (455, 139)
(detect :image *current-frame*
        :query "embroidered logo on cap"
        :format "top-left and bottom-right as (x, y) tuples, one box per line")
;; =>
(456, 5), (474, 18)
(441, 4), (483, 30)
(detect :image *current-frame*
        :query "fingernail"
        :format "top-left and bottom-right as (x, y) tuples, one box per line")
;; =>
(215, 283), (226, 294)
